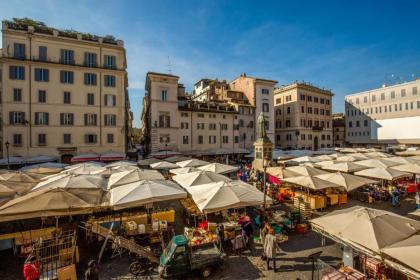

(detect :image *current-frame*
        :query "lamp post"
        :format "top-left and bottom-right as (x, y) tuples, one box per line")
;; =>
(5, 141), (10, 170)
(165, 143), (168, 158)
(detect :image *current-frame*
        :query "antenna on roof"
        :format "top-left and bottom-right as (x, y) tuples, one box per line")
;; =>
(167, 56), (173, 74)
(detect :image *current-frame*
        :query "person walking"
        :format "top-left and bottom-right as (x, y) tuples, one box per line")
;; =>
(415, 192), (420, 209)
(23, 255), (40, 280)
(263, 228), (279, 271)
(85, 260), (99, 280)
(216, 223), (225, 252)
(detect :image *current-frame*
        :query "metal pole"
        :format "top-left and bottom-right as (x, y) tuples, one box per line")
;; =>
(6, 142), (10, 170)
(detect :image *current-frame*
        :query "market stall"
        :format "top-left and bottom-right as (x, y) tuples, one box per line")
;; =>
(107, 169), (164, 189)
(172, 171), (231, 189)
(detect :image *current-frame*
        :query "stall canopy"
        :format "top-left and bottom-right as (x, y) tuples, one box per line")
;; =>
(185, 180), (272, 213)
(354, 167), (412, 181)
(149, 150), (182, 158)
(165, 156), (192, 163)
(381, 235), (420, 275)
(284, 156), (321, 165)
(107, 169), (164, 189)
(315, 172), (378, 192)
(65, 161), (105, 169)
(284, 166), (329, 177)
(106, 164), (139, 174)
(100, 151), (125, 162)
(71, 153), (100, 163)
(62, 163), (107, 175)
(169, 167), (199, 175)
(310, 206), (420, 254)
(0, 188), (96, 222)
(150, 161), (179, 170)
(355, 159), (401, 169)
(365, 152), (390, 158)
(20, 162), (67, 173)
(0, 183), (16, 197)
(109, 180), (187, 210)
(173, 171), (231, 188)
(137, 158), (161, 167)
(0, 156), (25, 166)
(316, 160), (337, 167)
(335, 155), (364, 162)
(321, 162), (367, 173)
(282, 175), (341, 190)
(176, 159), (210, 168)
(266, 167), (299, 179)
(314, 155), (335, 161)
(105, 160), (137, 168)
(390, 163), (420, 174)
(32, 174), (107, 191)
(198, 163), (239, 174)
(0, 172), (39, 194)
(386, 157), (420, 165)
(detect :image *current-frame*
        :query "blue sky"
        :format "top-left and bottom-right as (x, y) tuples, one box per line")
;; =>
(1, 1), (419, 127)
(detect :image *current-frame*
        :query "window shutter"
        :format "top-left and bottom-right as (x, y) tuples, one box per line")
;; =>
(35, 112), (39, 125)
(84, 73), (87, 85)
(35, 69), (39, 81)
(60, 49), (65, 63)
(60, 71), (64, 83)
(104, 95), (108, 106)
(69, 72), (74, 83)
(94, 114), (97, 125)
(93, 74), (97, 85)
(112, 95), (116, 105)
(45, 69), (49, 82)
(21, 67), (25, 80)
(70, 114), (74, 125)
(9, 112), (14, 124)
(60, 113), (64, 125)
(167, 116), (171, 127)
(46, 113), (49, 125)
(22, 112), (25, 124)
(84, 114), (88, 125)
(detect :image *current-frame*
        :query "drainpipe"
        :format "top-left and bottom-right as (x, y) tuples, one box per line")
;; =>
(28, 32), (32, 152)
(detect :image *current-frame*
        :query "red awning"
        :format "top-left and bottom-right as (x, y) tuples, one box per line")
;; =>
(71, 153), (100, 163)
(100, 152), (125, 162)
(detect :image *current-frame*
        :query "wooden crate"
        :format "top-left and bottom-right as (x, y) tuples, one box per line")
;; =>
(57, 264), (77, 280)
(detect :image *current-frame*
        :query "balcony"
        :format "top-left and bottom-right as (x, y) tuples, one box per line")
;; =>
(312, 126), (324, 131)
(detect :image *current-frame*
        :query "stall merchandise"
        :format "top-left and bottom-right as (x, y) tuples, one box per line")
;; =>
(184, 227), (217, 246)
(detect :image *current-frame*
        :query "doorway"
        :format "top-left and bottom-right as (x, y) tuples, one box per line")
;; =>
(313, 136), (319, 151)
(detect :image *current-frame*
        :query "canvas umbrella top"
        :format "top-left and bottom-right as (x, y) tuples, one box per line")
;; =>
(381, 235), (420, 273)
(311, 206), (420, 254)
(62, 164), (107, 175)
(176, 159), (210, 168)
(20, 162), (67, 174)
(266, 167), (299, 179)
(107, 169), (164, 189)
(165, 156), (192, 163)
(173, 171), (231, 188)
(137, 157), (161, 166)
(315, 172), (378, 192)
(65, 161), (105, 169)
(110, 180), (187, 210)
(285, 156), (321, 165)
(285, 166), (329, 177)
(0, 183), (16, 197)
(186, 180), (272, 213)
(321, 162), (367, 173)
(354, 167), (412, 181)
(355, 159), (401, 168)
(365, 151), (390, 158)
(105, 160), (137, 168)
(391, 163), (420, 174)
(0, 172), (38, 183)
(198, 163), (239, 174)
(150, 161), (179, 170)
(316, 160), (338, 167)
(386, 157), (419, 165)
(282, 175), (342, 190)
(32, 174), (107, 191)
(169, 167), (199, 175)
(314, 155), (335, 161)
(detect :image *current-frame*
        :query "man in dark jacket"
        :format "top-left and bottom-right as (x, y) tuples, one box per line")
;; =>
(85, 260), (99, 280)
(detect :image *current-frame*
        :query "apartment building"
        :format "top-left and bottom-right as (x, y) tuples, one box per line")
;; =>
(141, 72), (241, 155)
(0, 19), (131, 162)
(345, 79), (420, 146)
(274, 82), (333, 150)
(332, 113), (346, 147)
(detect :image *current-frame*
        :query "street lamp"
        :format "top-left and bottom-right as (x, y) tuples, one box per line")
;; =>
(262, 151), (270, 211)
(5, 141), (10, 170)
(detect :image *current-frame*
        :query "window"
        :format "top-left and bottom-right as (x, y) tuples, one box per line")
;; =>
(364, 96), (368, 103)
(314, 97), (319, 103)
(104, 55), (116, 69)
(159, 135), (170, 143)
(285, 120), (291, 128)
(182, 135), (189, 144)
(307, 107), (312, 114)
(301, 134), (306, 140)
(261, 88), (269, 94)
(209, 135), (216, 144)
(9, 66), (25, 80)
(198, 135), (203, 144)
(364, 120), (368, 127)
(262, 103), (269, 112)
(104, 114), (116, 126)
(327, 135), (331, 140)
(38, 134), (47, 146)
(85, 134), (97, 144)
(220, 124), (228, 130)
(39, 46), (47, 61)
(222, 136), (229, 143)
(401, 89), (406, 97)
(405, 103), (409, 110)
(410, 102), (414, 109)
(60, 71), (74, 84)
(239, 119), (244, 127)
(14, 43), (26, 59)
(34, 112), (49, 125)
(84, 73), (97, 85)
(38, 90), (46, 103)
(372, 95), (376, 102)
(107, 134), (114, 143)
(320, 109), (325, 115)
(356, 120), (360, 127)
(326, 110), (330, 116)
(159, 114), (171, 128)
(104, 75), (116, 87)
(13, 88), (22, 102)
(13, 134), (22, 146)
(9, 111), (25, 125)
(276, 109), (281, 115)
(84, 52), (97, 67)
(105, 94), (116, 106)
(63, 133), (71, 144)
(60, 49), (74, 64)
(181, 112), (188, 117)
(314, 108), (319, 115)
(285, 95), (292, 102)
(301, 106), (305, 113)
(84, 113), (97, 126)
(276, 98), (281, 104)
(287, 107), (291, 114)
(413, 87), (418, 96)
(325, 99), (329, 105)
(417, 101), (420, 108)
(381, 93), (385, 100)
(300, 94), (305, 100)
(235, 136), (239, 143)
(87, 93), (95, 105)
(35, 68), (49, 82)
(395, 104), (398, 111)
(348, 121), (352, 128)
(322, 134), (325, 140)
(320, 98), (325, 104)
(60, 113), (74, 125)
(391, 91), (395, 99)
(63, 91), (71, 104)
(399, 103), (402, 111)
(161, 90), (168, 101)
(307, 96), (312, 102)
(384, 106), (387, 112)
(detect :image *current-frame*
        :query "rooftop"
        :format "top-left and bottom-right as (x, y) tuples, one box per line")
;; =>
(275, 81), (334, 96)
(345, 78), (420, 98)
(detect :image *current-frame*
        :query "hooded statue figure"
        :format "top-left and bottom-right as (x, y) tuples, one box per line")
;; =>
(257, 112), (268, 140)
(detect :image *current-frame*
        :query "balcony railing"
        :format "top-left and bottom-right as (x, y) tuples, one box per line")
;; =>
(312, 126), (324, 131)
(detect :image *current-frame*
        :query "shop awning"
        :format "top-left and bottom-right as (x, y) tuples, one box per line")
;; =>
(100, 151), (126, 162)
(71, 153), (100, 163)
(354, 167), (412, 181)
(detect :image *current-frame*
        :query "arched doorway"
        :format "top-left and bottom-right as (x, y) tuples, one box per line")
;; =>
(313, 136), (319, 151)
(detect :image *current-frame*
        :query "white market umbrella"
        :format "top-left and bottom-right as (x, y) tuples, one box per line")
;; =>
(32, 174), (107, 191)
(314, 155), (336, 161)
(110, 180), (187, 210)
(321, 162), (367, 173)
(107, 169), (164, 189)
(0, 183), (16, 197)
(198, 163), (239, 174)
(381, 235), (420, 275)
(138, 158), (161, 166)
(365, 151), (390, 158)
(176, 159), (210, 168)
(62, 163), (107, 175)
(186, 180), (272, 213)
(408, 210), (420, 217)
(169, 167), (199, 175)
(285, 156), (321, 165)
(336, 155), (364, 162)
(105, 160), (137, 168)
(20, 162), (67, 174)
(284, 166), (329, 177)
(282, 175), (341, 190)
(391, 164), (420, 174)
(311, 206), (420, 254)
(65, 161), (105, 169)
(173, 171), (231, 188)
(165, 156), (192, 163)
(355, 159), (401, 168)
(316, 160), (338, 167)
(355, 167), (412, 181)
(266, 167), (299, 179)
(0, 172), (39, 194)
(71, 153), (100, 163)
(150, 161), (179, 170)
(100, 151), (125, 162)
(315, 172), (378, 192)
(386, 157), (420, 165)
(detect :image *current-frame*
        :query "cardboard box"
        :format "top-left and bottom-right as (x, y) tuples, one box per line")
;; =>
(57, 264), (77, 280)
